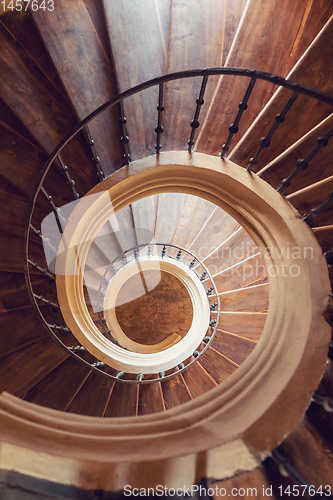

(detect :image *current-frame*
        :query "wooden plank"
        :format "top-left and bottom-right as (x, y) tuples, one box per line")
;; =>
(211, 329), (257, 366)
(197, 0), (312, 156)
(258, 113), (333, 193)
(0, 309), (45, 359)
(218, 311), (267, 342)
(160, 374), (192, 410)
(280, 420), (333, 489)
(67, 371), (115, 417)
(202, 227), (256, 277)
(31, 0), (123, 176)
(24, 357), (91, 411)
(0, 124), (46, 198)
(0, 11), (65, 93)
(103, 0), (171, 160)
(287, 175), (333, 227)
(0, 22), (95, 182)
(181, 362), (217, 399)
(163, 0), (228, 151)
(138, 381), (165, 416)
(284, 0), (333, 74)
(132, 196), (158, 246)
(0, 272), (53, 312)
(154, 193), (187, 244)
(171, 195), (217, 252)
(212, 252), (267, 293)
(198, 346), (238, 384)
(103, 381), (139, 417)
(0, 337), (69, 397)
(0, 230), (44, 273)
(313, 225), (333, 252)
(230, 16), (333, 169)
(189, 206), (240, 262)
(218, 283), (269, 313)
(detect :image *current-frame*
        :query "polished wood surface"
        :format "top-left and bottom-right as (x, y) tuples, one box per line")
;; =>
(115, 270), (192, 345)
(196, 0), (314, 156)
(24, 357), (91, 411)
(230, 16), (333, 170)
(31, 0), (123, 176)
(258, 113), (333, 194)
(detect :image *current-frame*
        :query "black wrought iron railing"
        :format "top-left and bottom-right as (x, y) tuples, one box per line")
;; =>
(24, 67), (333, 386)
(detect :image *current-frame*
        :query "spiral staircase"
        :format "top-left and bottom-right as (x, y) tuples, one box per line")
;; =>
(0, 1), (333, 498)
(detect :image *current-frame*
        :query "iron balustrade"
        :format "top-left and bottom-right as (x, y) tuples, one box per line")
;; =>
(23, 67), (333, 384)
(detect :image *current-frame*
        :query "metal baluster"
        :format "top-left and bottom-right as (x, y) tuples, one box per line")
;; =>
(311, 393), (333, 412)
(57, 155), (80, 199)
(48, 324), (70, 333)
(84, 126), (105, 181)
(188, 74), (209, 151)
(40, 186), (67, 233)
(33, 293), (59, 308)
(303, 191), (333, 227)
(30, 224), (57, 253)
(271, 449), (312, 485)
(155, 83), (164, 154)
(247, 91), (299, 172)
(28, 259), (55, 281)
(119, 101), (131, 165)
(277, 127), (333, 193)
(221, 77), (256, 157)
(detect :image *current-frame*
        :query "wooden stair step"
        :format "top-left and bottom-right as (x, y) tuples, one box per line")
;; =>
(0, 229), (45, 273)
(217, 312), (267, 342)
(0, 10), (66, 93)
(211, 251), (267, 293)
(138, 380), (165, 415)
(163, 0), (235, 151)
(132, 196), (158, 246)
(230, 15), (333, 170)
(0, 337), (69, 397)
(211, 329), (257, 366)
(103, 0), (170, 160)
(197, 0), (315, 156)
(31, 0), (123, 176)
(67, 371), (115, 417)
(103, 381), (139, 417)
(198, 346), (238, 384)
(0, 308), (47, 359)
(160, 373), (192, 410)
(202, 227), (256, 275)
(0, 21), (95, 176)
(181, 361), (217, 399)
(189, 206), (239, 261)
(287, 175), (333, 227)
(258, 113), (333, 194)
(218, 283), (269, 313)
(0, 271), (56, 312)
(283, 0), (333, 73)
(171, 195), (217, 252)
(24, 357), (91, 412)
(0, 123), (47, 198)
(107, 205), (137, 253)
(279, 419), (333, 489)
(154, 193), (187, 245)
(313, 225), (333, 252)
